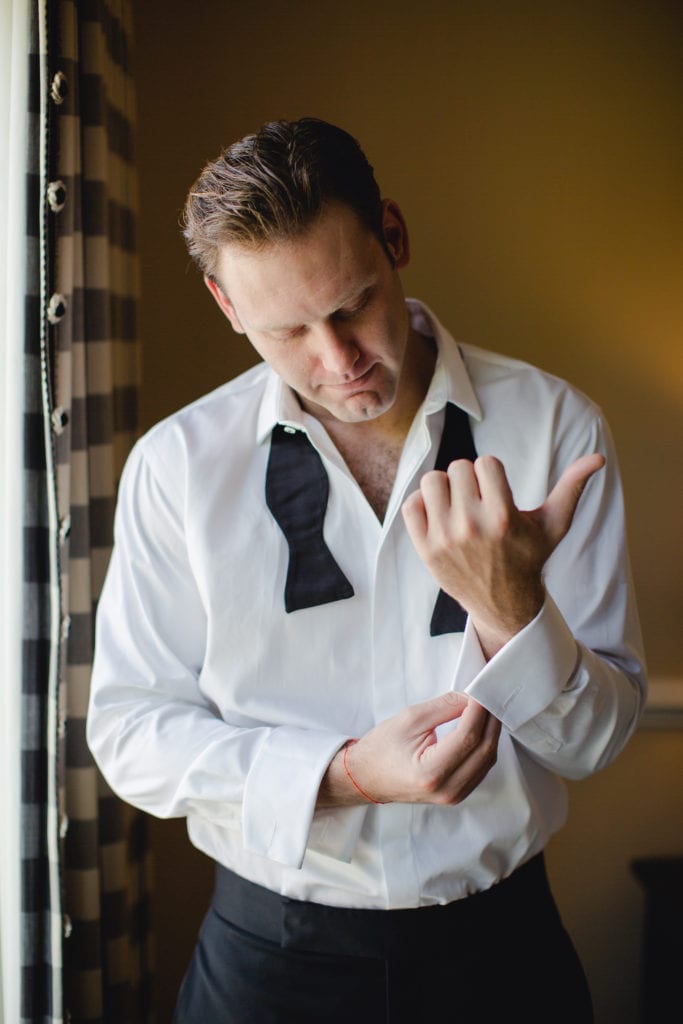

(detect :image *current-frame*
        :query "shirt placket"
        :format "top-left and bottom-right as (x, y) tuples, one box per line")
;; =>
(370, 419), (435, 907)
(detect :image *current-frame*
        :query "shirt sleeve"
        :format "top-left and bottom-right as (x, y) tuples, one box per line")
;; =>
(453, 409), (647, 778)
(87, 440), (351, 870)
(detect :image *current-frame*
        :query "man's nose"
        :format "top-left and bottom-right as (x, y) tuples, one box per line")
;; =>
(315, 323), (360, 377)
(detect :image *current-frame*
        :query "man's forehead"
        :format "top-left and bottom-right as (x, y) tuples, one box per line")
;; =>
(215, 209), (383, 332)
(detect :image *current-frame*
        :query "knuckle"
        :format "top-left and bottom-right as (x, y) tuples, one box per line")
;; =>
(433, 788), (457, 806)
(454, 514), (480, 544)
(421, 469), (447, 488)
(420, 771), (444, 797)
(457, 726), (479, 757)
(491, 508), (511, 536)
(475, 454), (501, 473)
(482, 738), (498, 766)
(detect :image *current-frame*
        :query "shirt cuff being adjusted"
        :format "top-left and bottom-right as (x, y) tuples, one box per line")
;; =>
(242, 726), (350, 869)
(455, 594), (580, 732)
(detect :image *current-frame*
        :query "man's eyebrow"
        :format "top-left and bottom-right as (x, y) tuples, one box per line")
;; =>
(260, 281), (376, 334)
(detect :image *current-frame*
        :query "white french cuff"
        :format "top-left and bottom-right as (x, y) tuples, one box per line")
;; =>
(455, 594), (580, 731)
(242, 727), (354, 869)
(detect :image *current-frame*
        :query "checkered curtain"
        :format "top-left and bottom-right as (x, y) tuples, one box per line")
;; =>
(22, 2), (152, 1022)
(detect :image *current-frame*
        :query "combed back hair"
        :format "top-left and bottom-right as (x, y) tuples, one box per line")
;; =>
(181, 118), (385, 279)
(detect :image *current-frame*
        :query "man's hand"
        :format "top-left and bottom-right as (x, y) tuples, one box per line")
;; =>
(401, 453), (605, 658)
(318, 691), (500, 807)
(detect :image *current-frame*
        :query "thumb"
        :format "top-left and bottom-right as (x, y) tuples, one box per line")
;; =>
(407, 690), (470, 733)
(533, 453), (606, 549)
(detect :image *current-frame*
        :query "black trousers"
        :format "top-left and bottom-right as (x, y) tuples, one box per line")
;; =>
(173, 853), (593, 1023)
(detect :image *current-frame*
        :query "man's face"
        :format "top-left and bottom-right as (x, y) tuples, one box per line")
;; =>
(206, 201), (415, 427)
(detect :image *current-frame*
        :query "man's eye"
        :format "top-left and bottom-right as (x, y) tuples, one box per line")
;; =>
(276, 326), (306, 341)
(334, 296), (371, 322)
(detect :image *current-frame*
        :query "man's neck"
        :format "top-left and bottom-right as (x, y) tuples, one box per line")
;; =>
(324, 327), (436, 451)
(317, 329), (436, 521)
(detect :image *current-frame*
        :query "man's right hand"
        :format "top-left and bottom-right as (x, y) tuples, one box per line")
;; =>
(317, 692), (500, 807)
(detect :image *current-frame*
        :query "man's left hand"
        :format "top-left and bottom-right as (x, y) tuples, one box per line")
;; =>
(401, 453), (605, 659)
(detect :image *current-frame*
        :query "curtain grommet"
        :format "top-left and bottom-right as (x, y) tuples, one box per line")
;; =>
(50, 71), (68, 105)
(51, 407), (69, 435)
(59, 514), (71, 542)
(47, 180), (67, 213)
(47, 293), (67, 324)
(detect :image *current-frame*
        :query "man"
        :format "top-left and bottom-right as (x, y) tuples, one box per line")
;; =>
(87, 118), (646, 1022)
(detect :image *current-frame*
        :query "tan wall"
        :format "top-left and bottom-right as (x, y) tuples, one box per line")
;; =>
(133, 3), (683, 1021)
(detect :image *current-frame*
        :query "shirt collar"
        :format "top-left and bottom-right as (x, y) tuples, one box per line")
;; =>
(407, 299), (482, 422)
(255, 298), (482, 444)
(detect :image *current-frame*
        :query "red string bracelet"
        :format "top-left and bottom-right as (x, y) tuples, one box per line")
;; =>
(343, 740), (385, 805)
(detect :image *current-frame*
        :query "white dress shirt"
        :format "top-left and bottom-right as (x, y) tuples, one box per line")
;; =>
(87, 300), (646, 909)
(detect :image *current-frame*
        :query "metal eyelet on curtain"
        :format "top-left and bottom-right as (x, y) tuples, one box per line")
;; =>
(59, 514), (71, 542)
(47, 180), (67, 213)
(51, 406), (69, 434)
(50, 70), (68, 105)
(47, 292), (67, 324)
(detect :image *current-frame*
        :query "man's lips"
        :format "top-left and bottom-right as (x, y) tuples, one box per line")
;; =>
(323, 364), (377, 390)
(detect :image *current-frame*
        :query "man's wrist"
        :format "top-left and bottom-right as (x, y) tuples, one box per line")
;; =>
(471, 586), (546, 661)
(317, 741), (367, 808)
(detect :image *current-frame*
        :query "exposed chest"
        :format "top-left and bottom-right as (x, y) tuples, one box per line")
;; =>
(333, 434), (405, 521)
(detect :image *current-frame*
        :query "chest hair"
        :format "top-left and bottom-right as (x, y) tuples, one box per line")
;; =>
(333, 435), (405, 522)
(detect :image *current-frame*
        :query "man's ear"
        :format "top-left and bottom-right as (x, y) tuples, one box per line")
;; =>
(204, 275), (246, 334)
(381, 199), (410, 269)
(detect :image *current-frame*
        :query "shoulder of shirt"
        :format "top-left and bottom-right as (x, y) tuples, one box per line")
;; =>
(457, 340), (604, 422)
(124, 360), (272, 484)
(138, 360), (270, 445)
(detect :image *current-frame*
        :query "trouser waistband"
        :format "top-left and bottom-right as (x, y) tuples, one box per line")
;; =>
(212, 853), (551, 959)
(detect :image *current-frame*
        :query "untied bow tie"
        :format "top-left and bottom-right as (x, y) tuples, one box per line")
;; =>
(265, 402), (477, 635)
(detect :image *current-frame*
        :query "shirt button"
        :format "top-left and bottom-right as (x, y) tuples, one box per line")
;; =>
(60, 814), (69, 839)
(63, 914), (72, 938)
(60, 615), (71, 641)
(283, 426), (298, 434)
(47, 293), (67, 324)
(50, 71), (68, 105)
(47, 180), (67, 213)
(59, 515), (71, 542)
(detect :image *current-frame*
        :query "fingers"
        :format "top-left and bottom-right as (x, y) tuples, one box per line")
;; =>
(473, 455), (514, 515)
(439, 709), (501, 804)
(351, 693), (500, 807)
(418, 698), (501, 803)
(401, 488), (428, 546)
(404, 690), (471, 733)
(402, 457), (512, 539)
(536, 453), (606, 547)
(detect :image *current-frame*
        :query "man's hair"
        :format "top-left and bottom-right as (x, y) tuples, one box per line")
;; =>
(181, 117), (385, 279)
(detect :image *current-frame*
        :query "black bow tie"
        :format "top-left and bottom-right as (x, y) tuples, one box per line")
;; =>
(265, 402), (477, 635)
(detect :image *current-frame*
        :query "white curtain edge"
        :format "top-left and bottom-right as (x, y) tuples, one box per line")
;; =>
(0, 1), (31, 1022)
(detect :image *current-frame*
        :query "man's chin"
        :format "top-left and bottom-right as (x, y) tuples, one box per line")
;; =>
(312, 391), (394, 425)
